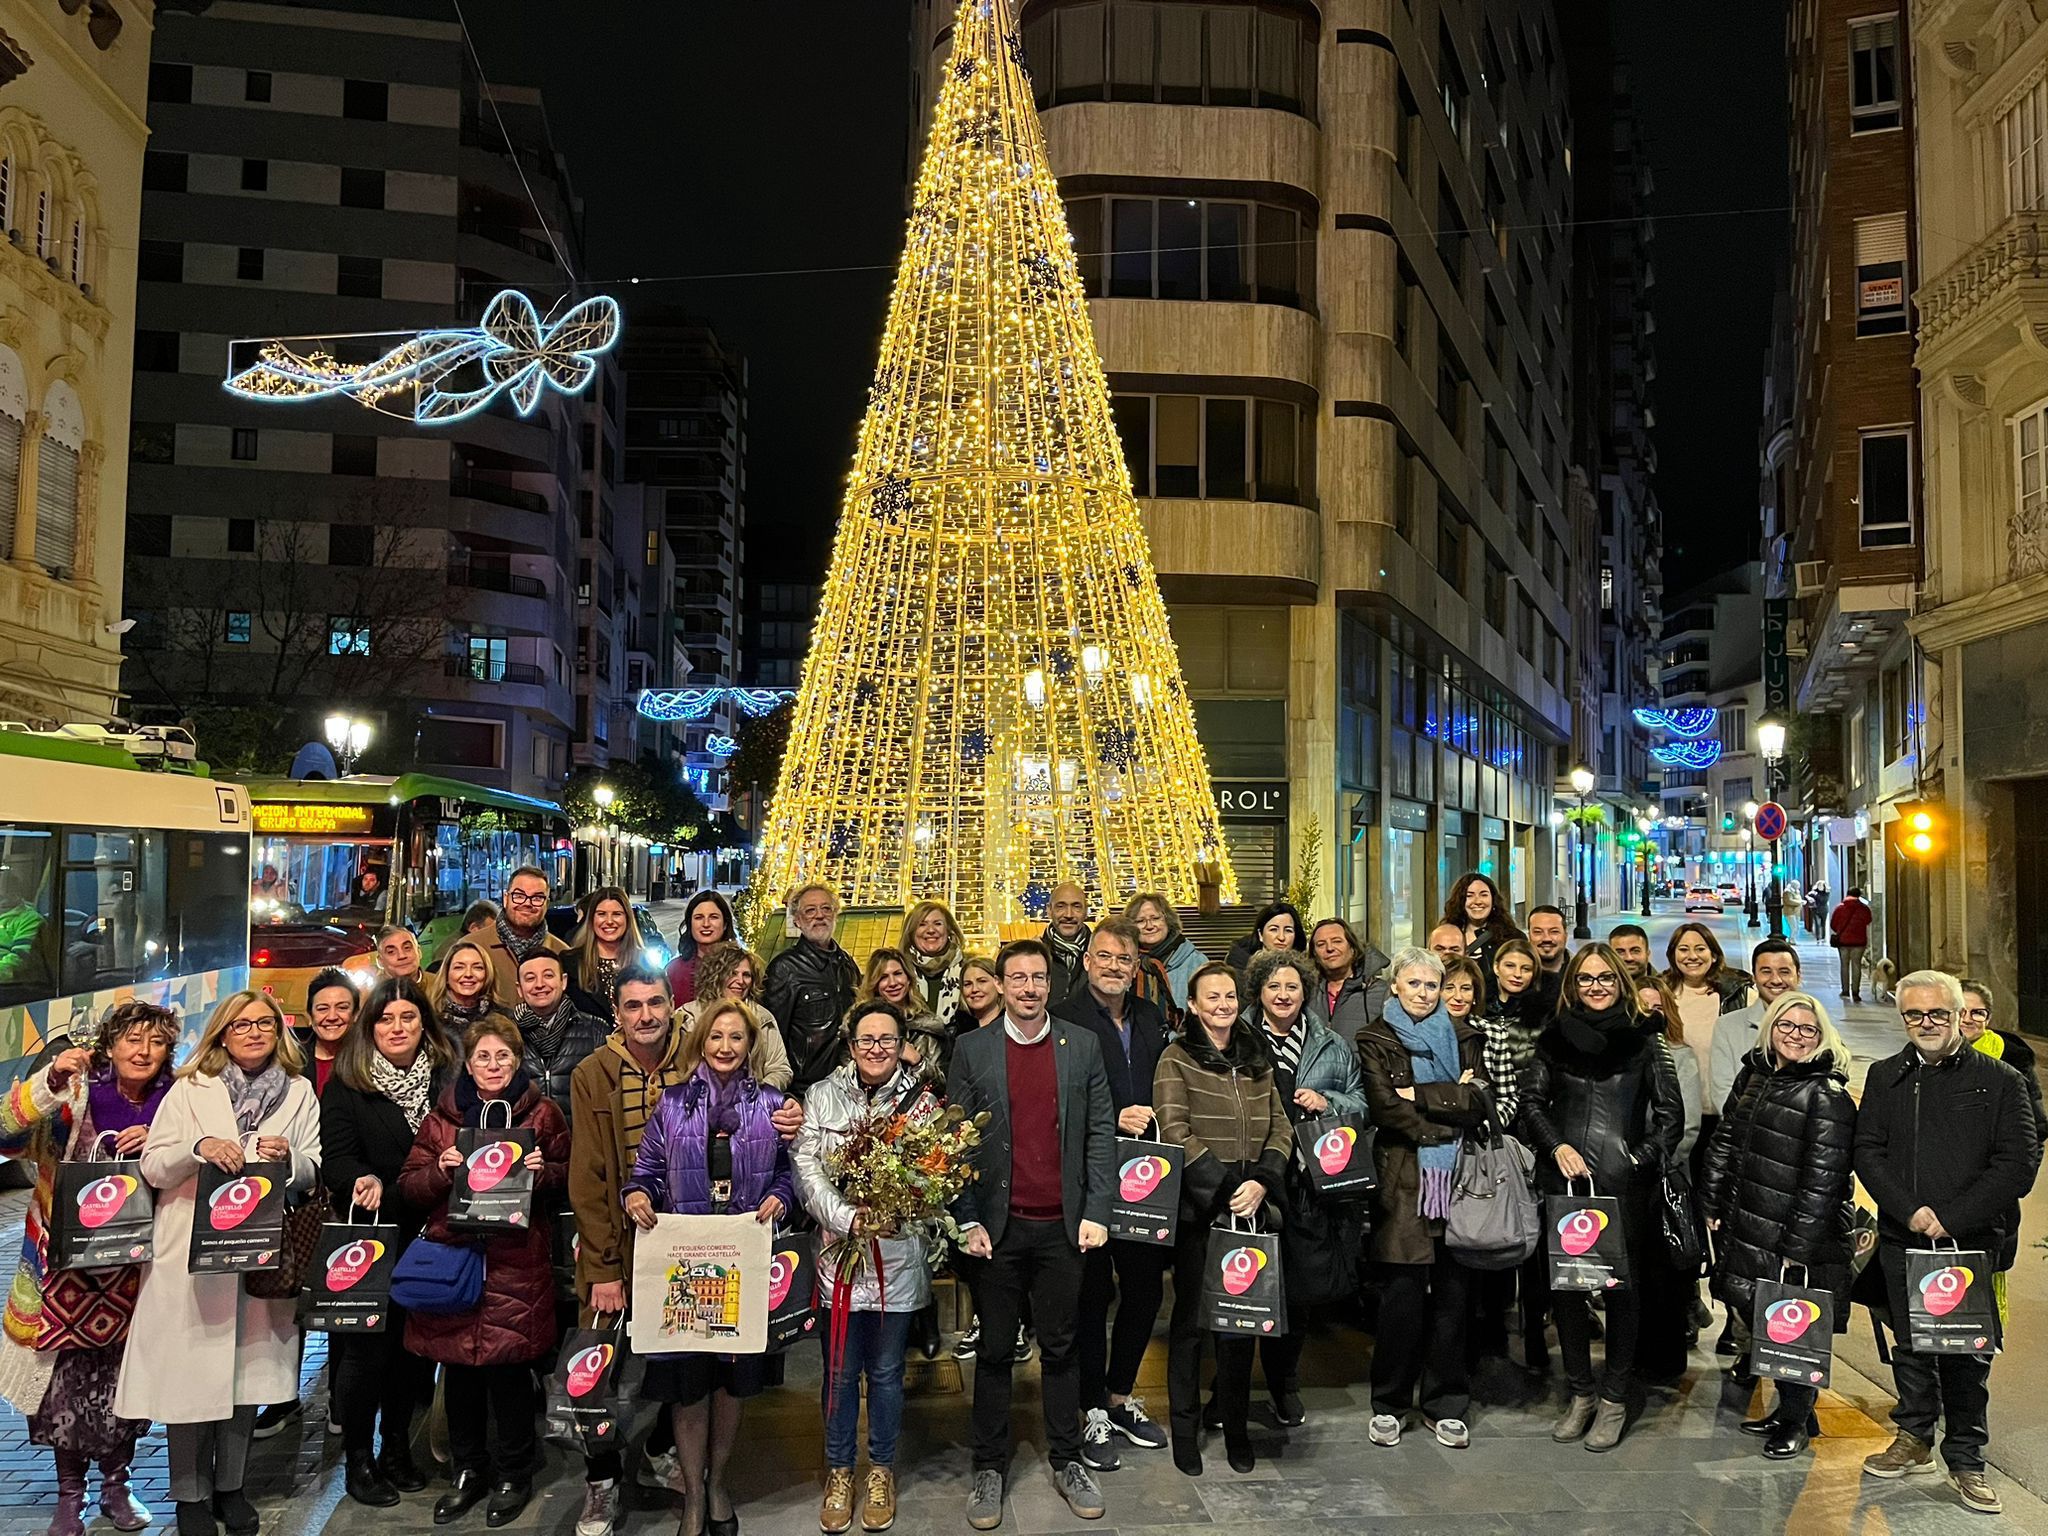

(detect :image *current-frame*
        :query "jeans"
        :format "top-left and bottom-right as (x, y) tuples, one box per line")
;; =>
(972, 1218), (1084, 1470)
(822, 1308), (914, 1469)
(166, 1407), (256, 1504)
(1165, 1221), (1253, 1440)
(1077, 1241), (1167, 1408)
(444, 1362), (538, 1482)
(1837, 944), (1866, 999)
(332, 1314), (430, 1459)
(1371, 1244), (1473, 1419)
(1556, 1287), (1641, 1403)
(1881, 1243), (1994, 1471)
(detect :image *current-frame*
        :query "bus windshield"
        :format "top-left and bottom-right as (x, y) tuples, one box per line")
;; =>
(251, 835), (390, 923)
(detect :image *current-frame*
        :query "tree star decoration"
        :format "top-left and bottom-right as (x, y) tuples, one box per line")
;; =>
(1650, 739), (1725, 770)
(222, 290), (622, 425)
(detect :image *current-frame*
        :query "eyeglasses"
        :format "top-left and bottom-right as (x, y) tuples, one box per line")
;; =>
(1577, 972), (1620, 989)
(1960, 1007), (1991, 1021)
(795, 905), (836, 921)
(1902, 1009), (1955, 1027)
(1087, 953), (1135, 969)
(1772, 1020), (1823, 1040)
(505, 890), (549, 907)
(227, 1017), (279, 1036)
(853, 1035), (902, 1053)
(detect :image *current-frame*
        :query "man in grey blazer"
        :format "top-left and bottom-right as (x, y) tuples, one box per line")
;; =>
(949, 938), (1117, 1528)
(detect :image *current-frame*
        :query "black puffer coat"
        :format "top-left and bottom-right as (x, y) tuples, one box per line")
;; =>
(1521, 1008), (1686, 1198)
(1698, 1049), (1856, 1320)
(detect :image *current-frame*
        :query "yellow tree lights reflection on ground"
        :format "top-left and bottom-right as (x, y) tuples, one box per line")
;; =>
(745, 0), (1233, 942)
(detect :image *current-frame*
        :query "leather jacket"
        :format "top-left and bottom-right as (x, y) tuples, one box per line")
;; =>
(762, 936), (859, 1096)
(1521, 1008), (1685, 1197)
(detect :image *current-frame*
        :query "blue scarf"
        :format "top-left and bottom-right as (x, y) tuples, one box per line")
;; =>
(1384, 996), (1463, 1218)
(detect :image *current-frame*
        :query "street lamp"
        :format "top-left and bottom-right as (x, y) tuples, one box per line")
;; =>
(593, 784), (615, 886)
(1742, 799), (1761, 930)
(1569, 764), (1595, 939)
(1637, 812), (1656, 916)
(1758, 716), (1789, 938)
(324, 713), (371, 776)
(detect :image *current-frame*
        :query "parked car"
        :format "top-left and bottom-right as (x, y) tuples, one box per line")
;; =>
(1685, 884), (1723, 913)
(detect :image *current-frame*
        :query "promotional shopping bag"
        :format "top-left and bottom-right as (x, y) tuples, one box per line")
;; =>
(1107, 1137), (1181, 1245)
(1544, 1176), (1629, 1292)
(1752, 1265), (1835, 1390)
(1199, 1217), (1286, 1337)
(49, 1133), (155, 1270)
(627, 1212), (771, 1355)
(298, 1209), (400, 1333)
(447, 1100), (535, 1236)
(765, 1229), (819, 1351)
(188, 1137), (290, 1274)
(1293, 1113), (1377, 1200)
(1906, 1243), (1999, 1354)
(546, 1317), (626, 1453)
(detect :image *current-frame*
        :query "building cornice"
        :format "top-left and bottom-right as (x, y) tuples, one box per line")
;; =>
(1909, 571), (2048, 649)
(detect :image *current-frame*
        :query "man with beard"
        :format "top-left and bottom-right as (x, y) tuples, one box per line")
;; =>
(1607, 924), (1652, 984)
(481, 865), (570, 1002)
(1527, 905), (1571, 1010)
(762, 883), (861, 1097)
(1041, 883), (1092, 1007)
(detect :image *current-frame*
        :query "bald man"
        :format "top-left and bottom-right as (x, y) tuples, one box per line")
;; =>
(1427, 923), (1467, 964)
(1042, 882), (1092, 1006)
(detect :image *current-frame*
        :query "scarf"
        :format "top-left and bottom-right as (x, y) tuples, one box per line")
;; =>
(219, 1061), (289, 1135)
(1972, 1030), (2007, 1062)
(700, 1063), (746, 1136)
(440, 991), (497, 1032)
(1557, 1000), (1636, 1057)
(369, 1050), (436, 1132)
(908, 944), (963, 1021)
(615, 1032), (685, 1158)
(86, 1068), (171, 1141)
(1384, 996), (1462, 1218)
(454, 1068), (534, 1127)
(1044, 923), (1089, 977)
(1258, 1014), (1302, 1074)
(591, 953), (622, 1007)
(495, 911), (552, 966)
(515, 996), (573, 1065)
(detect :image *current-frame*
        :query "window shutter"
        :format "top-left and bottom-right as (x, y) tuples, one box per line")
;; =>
(35, 435), (78, 574)
(1857, 214), (1907, 266)
(0, 413), (18, 560)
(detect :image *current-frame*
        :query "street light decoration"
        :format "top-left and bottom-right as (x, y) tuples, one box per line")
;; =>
(1650, 739), (1724, 770)
(1632, 706), (1719, 739)
(637, 688), (795, 722)
(743, 0), (1231, 940)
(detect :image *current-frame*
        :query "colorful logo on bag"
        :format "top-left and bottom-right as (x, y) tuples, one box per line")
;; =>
(1555, 1207), (1609, 1256)
(1219, 1245), (1267, 1295)
(564, 1343), (614, 1400)
(1119, 1154), (1171, 1201)
(1764, 1297), (1822, 1344)
(769, 1250), (802, 1310)
(75, 1174), (139, 1229)
(206, 1176), (273, 1230)
(324, 1239), (388, 1292)
(1314, 1126), (1359, 1175)
(1917, 1265), (1976, 1317)
(464, 1140), (523, 1193)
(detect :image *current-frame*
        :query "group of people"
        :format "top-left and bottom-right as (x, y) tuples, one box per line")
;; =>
(0, 867), (2039, 1536)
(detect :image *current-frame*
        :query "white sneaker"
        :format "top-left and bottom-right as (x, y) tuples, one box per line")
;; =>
(1368, 1414), (1402, 1447)
(576, 1479), (618, 1536)
(1081, 1409), (1120, 1472)
(1429, 1417), (1470, 1449)
(638, 1448), (684, 1492)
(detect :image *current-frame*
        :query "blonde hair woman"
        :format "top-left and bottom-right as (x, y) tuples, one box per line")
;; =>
(114, 992), (322, 1536)
(568, 886), (649, 1011)
(431, 936), (515, 1044)
(899, 899), (966, 1023)
(681, 942), (792, 1090)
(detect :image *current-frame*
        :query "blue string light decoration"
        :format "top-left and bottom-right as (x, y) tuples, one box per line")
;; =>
(1650, 739), (1725, 770)
(1633, 707), (1719, 739)
(706, 734), (739, 757)
(637, 687), (795, 722)
(223, 290), (621, 425)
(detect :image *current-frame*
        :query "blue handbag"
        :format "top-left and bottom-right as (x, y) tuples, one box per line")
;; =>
(388, 1238), (483, 1315)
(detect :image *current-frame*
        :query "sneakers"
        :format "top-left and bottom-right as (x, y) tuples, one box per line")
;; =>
(1105, 1397), (1168, 1449)
(1368, 1414), (1402, 1447)
(1271, 1389), (1306, 1427)
(1013, 1325), (1033, 1364)
(1863, 1430), (1936, 1479)
(640, 1448), (685, 1492)
(1055, 1463), (1104, 1520)
(250, 1401), (300, 1441)
(861, 1468), (896, 1533)
(821, 1468), (856, 1536)
(1952, 1470), (2003, 1515)
(1428, 1417), (1470, 1449)
(952, 1320), (981, 1361)
(1081, 1410), (1121, 1472)
(966, 1470), (1003, 1531)
(576, 1479), (618, 1536)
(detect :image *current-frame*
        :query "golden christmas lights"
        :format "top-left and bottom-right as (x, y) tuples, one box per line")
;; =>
(746, 0), (1235, 941)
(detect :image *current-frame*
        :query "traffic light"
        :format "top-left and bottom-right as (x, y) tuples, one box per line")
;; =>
(1890, 801), (1949, 863)
(1721, 813), (1737, 834)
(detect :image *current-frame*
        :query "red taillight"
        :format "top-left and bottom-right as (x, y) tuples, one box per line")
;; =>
(253, 948), (274, 967)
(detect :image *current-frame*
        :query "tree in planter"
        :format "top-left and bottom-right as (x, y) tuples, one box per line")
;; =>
(1284, 812), (1324, 915)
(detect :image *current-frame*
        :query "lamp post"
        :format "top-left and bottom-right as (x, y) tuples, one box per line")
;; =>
(1637, 813), (1656, 916)
(324, 713), (371, 777)
(1758, 716), (1788, 938)
(1570, 764), (1595, 939)
(1742, 799), (1761, 930)
(593, 784), (615, 887)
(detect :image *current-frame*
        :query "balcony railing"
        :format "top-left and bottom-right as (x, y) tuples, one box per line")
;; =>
(448, 565), (546, 598)
(445, 658), (547, 686)
(1920, 209), (2048, 349)
(451, 476), (551, 516)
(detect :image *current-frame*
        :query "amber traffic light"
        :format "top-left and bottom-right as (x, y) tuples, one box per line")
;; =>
(1891, 801), (1948, 863)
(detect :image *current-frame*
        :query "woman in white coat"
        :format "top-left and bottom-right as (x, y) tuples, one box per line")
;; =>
(114, 992), (321, 1536)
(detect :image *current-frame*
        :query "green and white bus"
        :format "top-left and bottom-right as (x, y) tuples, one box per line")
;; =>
(0, 725), (252, 1071)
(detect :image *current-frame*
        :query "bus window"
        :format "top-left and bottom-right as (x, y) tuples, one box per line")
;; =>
(434, 822), (466, 915)
(61, 830), (170, 994)
(0, 825), (56, 1005)
(177, 833), (254, 975)
(255, 835), (382, 921)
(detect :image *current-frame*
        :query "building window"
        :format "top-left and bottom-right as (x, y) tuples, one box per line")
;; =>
(33, 189), (45, 258)
(339, 167), (384, 210)
(1719, 705), (1749, 752)
(226, 517), (255, 553)
(329, 524), (374, 566)
(138, 240), (182, 283)
(224, 611), (252, 644)
(342, 79), (389, 121)
(1024, 1), (1316, 118)
(230, 428), (258, 462)
(1854, 214), (1907, 336)
(1600, 564), (1613, 610)
(237, 247), (265, 282)
(142, 152), (187, 193)
(1438, 24), (1469, 153)
(240, 158), (268, 192)
(1068, 192), (1313, 308)
(337, 255), (381, 298)
(135, 330), (179, 372)
(1849, 14), (1901, 133)
(245, 70), (272, 103)
(2015, 398), (2048, 569)
(1435, 328), (1466, 439)
(148, 63), (192, 103)
(328, 618), (371, 656)
(1109, 390), (1312, 504)
(2002, 78), (2048, 214)
(1859, 429), (1913, 548)
(1437, 503), (1466, 596)
(1484, 553), (1508, 633)
(467, 634), (507, 682)
(130, 422), (174, 464)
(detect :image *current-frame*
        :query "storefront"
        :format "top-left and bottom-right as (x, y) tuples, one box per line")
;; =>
(1215, 781), (1289, 907)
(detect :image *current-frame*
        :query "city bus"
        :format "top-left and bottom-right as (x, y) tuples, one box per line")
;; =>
(238, 774), (575, 1015)
(0, 724), (251, 1075)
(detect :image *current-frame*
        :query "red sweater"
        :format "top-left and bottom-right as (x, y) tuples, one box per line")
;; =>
(1005, 1029), (1063, 1222)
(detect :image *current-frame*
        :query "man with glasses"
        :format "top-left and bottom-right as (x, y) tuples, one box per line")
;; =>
(1054, 917), (1171, 1470)
(1855, 970), (2041, 1514)
(949, 939), (1117, 1528)
(762, 882), (860, 1097)
(482, 865), (569, 1001)
(1957, 979), (2048, 1140)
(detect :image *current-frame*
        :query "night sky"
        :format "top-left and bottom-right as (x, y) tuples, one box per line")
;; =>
(471, 0), (1787, 591)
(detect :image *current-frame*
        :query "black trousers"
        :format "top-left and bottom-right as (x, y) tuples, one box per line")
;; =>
(1556, 1287), (1641, 1403)
(1077, 1241), (1167, 1408)
(444, 1361), (538, 1482)
(1370, 1243), (1472, 1419)
(972, 1218), (1084, 1471)
(1165, 1222), (1253, 1441)
(1881, 1244), (1994, 1472)
(332, 1314), (431, 1459)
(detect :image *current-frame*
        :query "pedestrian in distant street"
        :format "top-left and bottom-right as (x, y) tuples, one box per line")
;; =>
(1827, 888), (1873, 1004)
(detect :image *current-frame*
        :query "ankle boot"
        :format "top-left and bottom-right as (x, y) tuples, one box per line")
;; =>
(1170, 1433), (1202, 1477)
(98, 1452), (153, 1531)
(345, 1450), (400, 1508)
(1551, 1393), (1598, 1443)
(47, 1451), (88, 1536)
(1584, 1397), (1630, 1453)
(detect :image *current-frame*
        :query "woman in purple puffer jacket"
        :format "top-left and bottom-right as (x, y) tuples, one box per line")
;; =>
(623, 999), (794, 1536)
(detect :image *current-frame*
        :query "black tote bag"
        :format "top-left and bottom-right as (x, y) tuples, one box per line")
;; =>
(49, 1133), (155, 1270)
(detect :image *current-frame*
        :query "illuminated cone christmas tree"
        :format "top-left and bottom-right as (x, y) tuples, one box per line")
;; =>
(748, 0), (1233, 940)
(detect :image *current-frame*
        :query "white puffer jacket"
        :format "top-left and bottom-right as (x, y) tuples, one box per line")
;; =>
(793, 1061), (935, 1313)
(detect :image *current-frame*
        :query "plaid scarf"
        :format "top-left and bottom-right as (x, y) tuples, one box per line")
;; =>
(495, 911), (552, 966)
(515, 996), (572, 1065)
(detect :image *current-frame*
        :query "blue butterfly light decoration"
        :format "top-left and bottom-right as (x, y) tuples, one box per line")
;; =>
(222, 290), (621, 425)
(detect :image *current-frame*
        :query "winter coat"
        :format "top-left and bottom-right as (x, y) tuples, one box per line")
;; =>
(1971, 1029), (2048, 1144)
(1357, 1014), (1490, 1265)
(1305, 947), (1393, 1051)
(1265, 1013), (1368, 1120)
(1709, 1002), (1767, 1123)
(1669, 1037), (1704, 1161)
(762, 937), (860, 1095)
(321, 1070), (448, 1244)
(1257, 1013), (1368, 1303)
(115, 1072), (323, 1424)
(1151, 1023), (1292, 1224)
(792, 1062), (933, 1313)
(1828, 898), (1873, 948)
(1854, 1042), (2042, 1269)
(677, 998), (794, 1090)
(519, 1002), (610, 1121)
(1521, 1010), (1686, 1198)
(568, 1028), (688, 1302)
(1145, 936), (1207, 1011)
(1054, 989), (1170, 1118)
(1460, 922), (1520, 977)
(623, 1064), (794, 1218)
(1699, 1050), (1855, 1321)
(397, 1079), (570, 1368)
(1476, 990), (1543, 1130)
